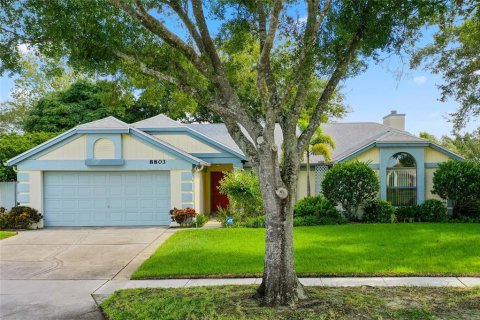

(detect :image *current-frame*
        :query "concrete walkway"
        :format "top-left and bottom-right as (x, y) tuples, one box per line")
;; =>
(92, 276), (480, 304)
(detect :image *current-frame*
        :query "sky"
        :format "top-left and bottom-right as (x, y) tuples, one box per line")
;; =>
(0, 24), (478, 138)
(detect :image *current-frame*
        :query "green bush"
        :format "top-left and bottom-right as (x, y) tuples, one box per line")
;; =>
(322, 161), (379, 220)
(194, 214), (208, 227)
(294, 195), (338, 217)
(1, 206), (43, 229)
(0, 214), (8, 229)
(432, 160), (480, 218)
(293, 215), (347, 226)
(419, 199), (448, 222)
(395, 205), (420, 222)
(218, 169), (263, 217)
(244, 216), (266, 228)
(362, 199), (395, 223)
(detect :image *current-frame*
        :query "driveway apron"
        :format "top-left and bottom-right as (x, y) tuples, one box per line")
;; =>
(0, 227), (167, 320)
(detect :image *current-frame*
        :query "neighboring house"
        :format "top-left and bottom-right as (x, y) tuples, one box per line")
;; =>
(6, 111), (462, 227)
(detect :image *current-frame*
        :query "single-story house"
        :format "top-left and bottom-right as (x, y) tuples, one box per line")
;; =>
(6, 110), (462, 227)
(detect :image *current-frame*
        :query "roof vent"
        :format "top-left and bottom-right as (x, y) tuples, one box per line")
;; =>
(383, 110), (405, 131)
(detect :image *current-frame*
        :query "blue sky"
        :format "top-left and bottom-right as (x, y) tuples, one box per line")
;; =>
(340, 56), (479, 137)
(1, 27), (478, 137)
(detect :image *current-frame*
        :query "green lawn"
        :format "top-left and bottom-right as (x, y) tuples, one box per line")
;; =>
(133, 224), (480, 279)
(0, 231), (16, 240)
(101, 286), (480, 320)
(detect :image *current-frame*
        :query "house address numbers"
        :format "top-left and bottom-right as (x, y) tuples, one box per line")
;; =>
(149, 160), (167, 164)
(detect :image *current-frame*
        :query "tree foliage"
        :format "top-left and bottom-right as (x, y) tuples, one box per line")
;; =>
(412, 2), (480, 130)
(0, 52), (86, 132)
(0, 0), (458, 305)
(0, 132), (58, 181)
(322, 161), (379, 219)
(420, 130), (480, 162)
(432, 160), (480, 217)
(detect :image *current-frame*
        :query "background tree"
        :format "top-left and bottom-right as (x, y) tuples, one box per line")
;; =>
(411, 2), (479, 131)
(0, 52), (85, 132)
(432, 160), (480, 218)
(0, 0), (455, 305)
(420, 130), (480, 162)
(0, 132), (58, 181)
(23, 80), (136, 132)
(298, 119), (335, 196)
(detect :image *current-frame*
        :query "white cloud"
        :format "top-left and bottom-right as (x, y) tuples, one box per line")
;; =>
(298, 16), (308, 24)
(17, 43), (31, 55)
(473, 70), (480, 76)
(413, 75), (426, 85)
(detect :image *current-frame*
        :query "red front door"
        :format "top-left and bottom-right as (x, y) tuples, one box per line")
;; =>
(211, 172), (229, 212)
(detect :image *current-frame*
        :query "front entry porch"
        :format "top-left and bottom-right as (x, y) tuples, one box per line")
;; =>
(199, 164), (233, 214)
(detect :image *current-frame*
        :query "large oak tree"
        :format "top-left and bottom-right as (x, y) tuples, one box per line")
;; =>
(0, 0), (457, 305)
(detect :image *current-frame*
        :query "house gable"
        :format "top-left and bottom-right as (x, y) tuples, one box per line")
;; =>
(7, 118), (207, 169)
(37, 135), (86, 160)
(154, 133), (219, 154)
(123, 134), (175, 160)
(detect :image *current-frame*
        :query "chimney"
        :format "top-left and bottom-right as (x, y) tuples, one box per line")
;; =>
(383, 110), (405, 131)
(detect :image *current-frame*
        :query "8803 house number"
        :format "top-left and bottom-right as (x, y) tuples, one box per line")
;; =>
(149, 160), (166, 164)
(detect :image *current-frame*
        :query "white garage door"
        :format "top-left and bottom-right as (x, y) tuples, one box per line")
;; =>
(44, 171), (171, 226)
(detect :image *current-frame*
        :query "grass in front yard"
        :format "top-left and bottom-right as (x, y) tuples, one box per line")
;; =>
(0, 231), (16, 240)
(101, 285), (480, 320)
(132, 224), (480, 279)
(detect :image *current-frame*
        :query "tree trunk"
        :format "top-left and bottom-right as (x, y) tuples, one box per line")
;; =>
(306, 150), (311, 196)
(255, 146), (306, 306)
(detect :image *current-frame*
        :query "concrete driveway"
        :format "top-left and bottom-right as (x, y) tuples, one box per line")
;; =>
(0, 227), (168, 320)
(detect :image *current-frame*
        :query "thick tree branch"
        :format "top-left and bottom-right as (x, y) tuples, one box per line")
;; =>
(191, 0), (263, 140)
(222, 116), (259, 163)
(257, 0), (282, 119)
(109, 0), (210, 76)
(297, 24), (366, 153)
(114, 51), (204, 100)
(162, 1), (207, 56)
(280, 0), (331, 112)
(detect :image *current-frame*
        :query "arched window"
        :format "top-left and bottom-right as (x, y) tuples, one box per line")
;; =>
(93, 138), (115, 159)
(386, 152), (417, 206)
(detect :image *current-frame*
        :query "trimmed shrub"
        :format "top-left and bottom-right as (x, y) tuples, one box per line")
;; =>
(419, 199), (448, 222)
(293, 215), (347, 226)
(218, 169), (263, 217)
(1, 206), (43, 229)
(322, 161), (379, 220)
(294, 195), (338, 217)
(294, 195), (345, 225)
(432, 160), (480, 218)
(395, 205), (420, 222)
(362, 199), (395, 223)
(194, 214), (208, 227)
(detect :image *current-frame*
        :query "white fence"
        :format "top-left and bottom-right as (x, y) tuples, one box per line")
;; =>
(0, 182), (17, 210)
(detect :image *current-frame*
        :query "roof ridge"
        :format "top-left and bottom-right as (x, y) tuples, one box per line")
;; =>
(131, 114), (183, 128)
(76, 116), (130, 129)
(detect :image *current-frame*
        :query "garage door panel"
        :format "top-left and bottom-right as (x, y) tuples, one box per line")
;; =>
(44, 171), (171, 226)
(78, 200), (92, 209)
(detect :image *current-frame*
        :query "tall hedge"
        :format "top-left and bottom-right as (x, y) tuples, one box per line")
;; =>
(322, 161), (379, 219)
(432, 160), (480, 218)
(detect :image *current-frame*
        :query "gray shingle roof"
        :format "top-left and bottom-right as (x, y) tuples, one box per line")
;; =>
(186, 123), (244, 154)
(131, 114), (184, 128)
(190, 121), (428, 164)
(85, 114), (434, 165)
